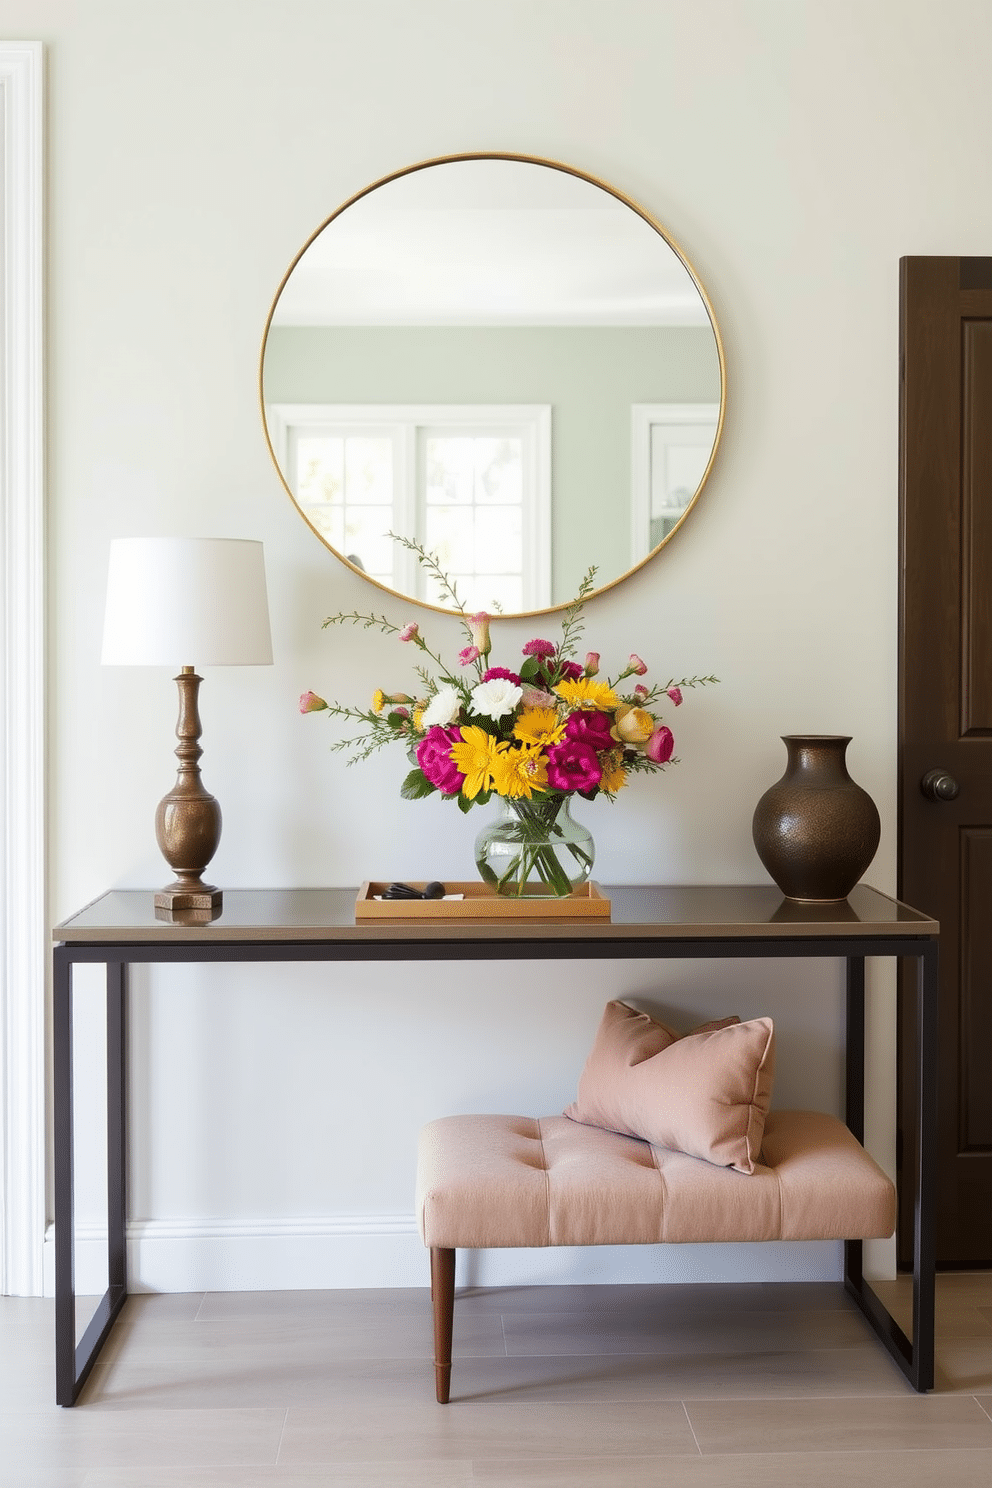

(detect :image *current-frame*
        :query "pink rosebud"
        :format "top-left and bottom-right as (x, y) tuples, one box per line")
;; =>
(522, 638), (556, 659)
(628, 653), (648, 676)
(584, 651), (600, 676)
(392, 706), (410, 719)
(299, 691), (327, 714)
(633, 684), (649, 700)
(667, 687), (683, 706)
(458, 645), (481, 666)
(468, 612), (492, 656)
(398, 622), (419, 642)
(646, 725), (675, 763)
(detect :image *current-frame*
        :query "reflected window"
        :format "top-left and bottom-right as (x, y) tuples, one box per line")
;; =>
(268, 403), (551, 610)
(630, 404), (719, 560)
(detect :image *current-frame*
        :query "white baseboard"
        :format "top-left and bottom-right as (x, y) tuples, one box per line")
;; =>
(43, 1216), (846, 1296)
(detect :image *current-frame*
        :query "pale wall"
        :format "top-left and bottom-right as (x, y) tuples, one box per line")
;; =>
(9, 0), (988, 1290)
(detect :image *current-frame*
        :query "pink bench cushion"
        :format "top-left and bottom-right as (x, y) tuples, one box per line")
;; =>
(417, 1109), (896, 1249)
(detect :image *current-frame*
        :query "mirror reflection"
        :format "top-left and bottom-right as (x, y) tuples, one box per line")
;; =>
(261, 155), (724, 615)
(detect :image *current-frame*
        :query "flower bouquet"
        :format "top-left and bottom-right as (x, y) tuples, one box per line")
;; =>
(301, 547), (717, 897)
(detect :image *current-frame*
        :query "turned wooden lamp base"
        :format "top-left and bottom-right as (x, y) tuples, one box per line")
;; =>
(154, 879), (223, 913)
(154, 667), (224, 917)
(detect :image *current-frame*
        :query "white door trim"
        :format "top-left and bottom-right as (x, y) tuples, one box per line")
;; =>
(0, 40), (45, 1296)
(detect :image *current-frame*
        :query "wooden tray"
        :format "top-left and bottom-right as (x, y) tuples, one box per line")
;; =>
(355, 881), (611, 920)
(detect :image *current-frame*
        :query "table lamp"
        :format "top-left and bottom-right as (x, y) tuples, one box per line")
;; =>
(101, 537), (273, 915)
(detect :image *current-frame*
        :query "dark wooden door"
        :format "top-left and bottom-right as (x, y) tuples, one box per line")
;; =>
(899, 256), (992, 1269)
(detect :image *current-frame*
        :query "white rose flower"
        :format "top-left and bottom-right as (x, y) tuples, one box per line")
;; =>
(421, 684), (462, 729)
(470, 677), (523, 721)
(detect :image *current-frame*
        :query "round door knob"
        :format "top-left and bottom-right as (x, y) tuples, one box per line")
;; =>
(920, 769), (960, 801)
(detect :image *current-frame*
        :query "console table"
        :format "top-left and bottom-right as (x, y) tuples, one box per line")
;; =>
(52, 883), (939, 1404)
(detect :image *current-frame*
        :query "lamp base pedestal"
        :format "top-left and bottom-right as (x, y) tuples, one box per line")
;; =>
(154, 879), (223, 913)
(154, 667), (224, 923)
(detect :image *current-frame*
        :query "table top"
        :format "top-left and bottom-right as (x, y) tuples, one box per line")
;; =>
(52, 883), (939, 946)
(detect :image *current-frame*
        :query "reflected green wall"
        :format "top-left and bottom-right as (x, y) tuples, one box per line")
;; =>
(264, 326), (720, 603)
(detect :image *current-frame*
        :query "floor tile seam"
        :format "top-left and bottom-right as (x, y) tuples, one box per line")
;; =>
(495, 1344), (909, 1360)
(976, 1396), (992, 1424)
(465, 1445), (992, 1463)
(273, 1405), (290, 1465)
(279, 1398), (699, 1413)
(502, 1306), (859, 1321)
(283, 1448), (708, 1466)
(683, 1446), (992, 1458)
(0, 1404), (292, 1423)
(678, 1389), (987, 1406)
(680, 1398), (703, 1455)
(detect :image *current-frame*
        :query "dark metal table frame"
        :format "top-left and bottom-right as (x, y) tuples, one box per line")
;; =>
(52, 887), (938, 1405)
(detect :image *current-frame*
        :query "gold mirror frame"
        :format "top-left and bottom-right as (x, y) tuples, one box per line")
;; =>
(259, 152), (726, 618)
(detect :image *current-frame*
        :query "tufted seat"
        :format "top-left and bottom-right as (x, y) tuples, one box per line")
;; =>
(416, 1109), (896, 1402)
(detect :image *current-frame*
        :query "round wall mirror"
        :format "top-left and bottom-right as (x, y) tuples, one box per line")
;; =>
(260, 153), (725, 617)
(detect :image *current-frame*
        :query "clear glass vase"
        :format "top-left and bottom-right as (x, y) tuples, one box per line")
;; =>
(474, 795), (595, 898)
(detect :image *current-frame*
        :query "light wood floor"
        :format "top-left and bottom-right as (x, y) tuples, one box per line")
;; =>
(2, 1273), (991, 1486)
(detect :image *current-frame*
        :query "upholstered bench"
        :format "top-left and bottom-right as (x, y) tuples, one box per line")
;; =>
(416, 1109), (896, 1403)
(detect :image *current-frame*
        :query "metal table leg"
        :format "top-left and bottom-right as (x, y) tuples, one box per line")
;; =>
(53, 951), (129, 1406)
(843, 945), (937, 1392)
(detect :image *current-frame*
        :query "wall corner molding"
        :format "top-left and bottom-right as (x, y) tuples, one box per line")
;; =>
(0, 39), (45, 1297)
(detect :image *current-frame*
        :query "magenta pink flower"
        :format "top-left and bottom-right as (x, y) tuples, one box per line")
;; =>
(565, 709), (614, 752)
(633, 684), (649, 700)
(482, 666), (522, 685)
(415, 726), (465, 795)
(628, 653), (648, 676)
(398, 622), (419, 642)
(458, 645), (481, 666)
(557, 660), (583, 682)
(299, 691), (327, 714)
(584, 652), (600, 676)
(646, 726), (675, 764)
(667, 687), (683, 707)
(545, 739), (603, 792)
(522, 638), (556, 659)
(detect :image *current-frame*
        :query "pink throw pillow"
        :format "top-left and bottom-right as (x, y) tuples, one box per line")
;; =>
(564, 999), (774, 1174)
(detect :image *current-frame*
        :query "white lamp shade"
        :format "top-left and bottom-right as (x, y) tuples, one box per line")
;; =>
(102, 538), (273, 666)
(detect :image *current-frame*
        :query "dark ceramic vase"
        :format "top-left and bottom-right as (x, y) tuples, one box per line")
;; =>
(752, 735), (881, 902)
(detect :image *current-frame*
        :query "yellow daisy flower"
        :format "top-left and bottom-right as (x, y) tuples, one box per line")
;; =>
(513, 707), (566, 747)
(449, 725), (504, 799)
(554, 677), (621, 711)
(490, 745), (549, 799)
(371, 689), (386, 714)
(599, 747), (628, 795)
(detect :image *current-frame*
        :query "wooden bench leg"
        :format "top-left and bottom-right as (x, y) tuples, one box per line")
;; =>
(430, 1246), (455, 1404)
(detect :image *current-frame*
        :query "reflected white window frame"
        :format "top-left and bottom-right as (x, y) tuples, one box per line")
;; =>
(291, 419), (412, 588)
(630, 403), (720, 564)
(266, 403), (552, 608)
